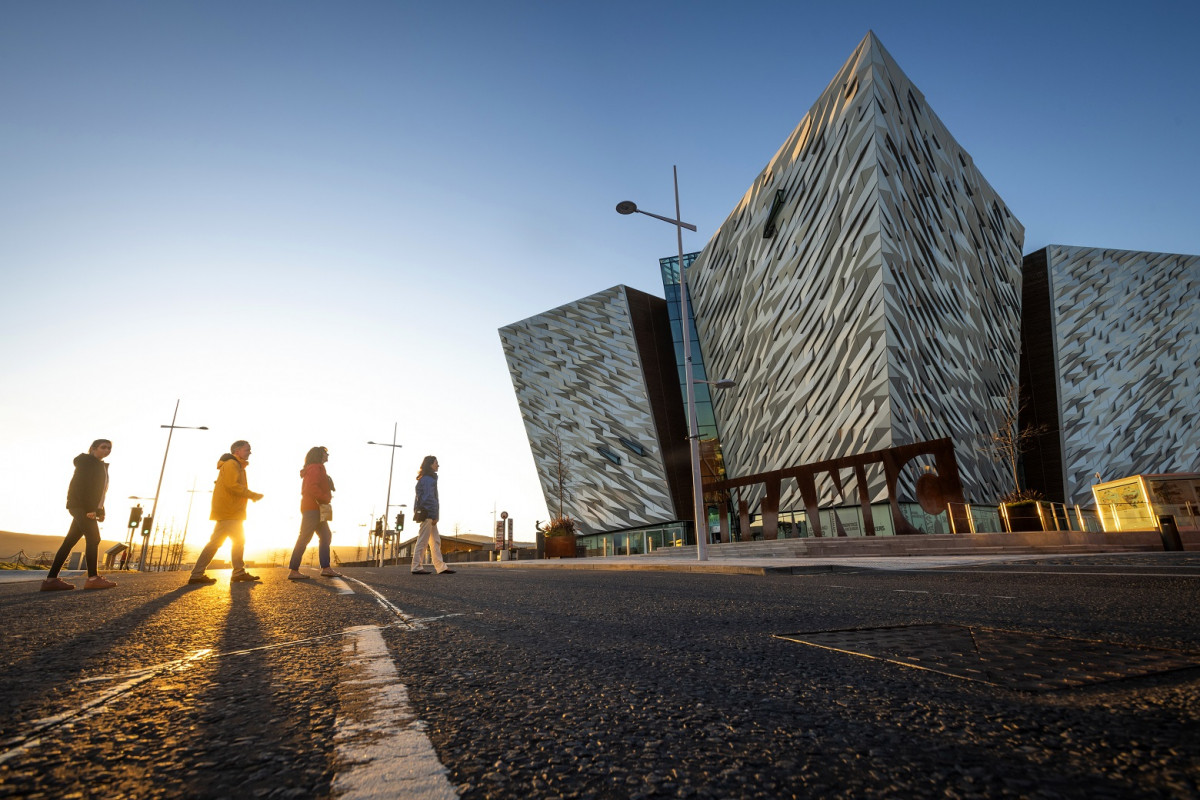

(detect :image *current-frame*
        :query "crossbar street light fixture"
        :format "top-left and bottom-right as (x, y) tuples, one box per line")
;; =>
(367, 423), (403, 567)
(617, 167), (717, 560)
(143, 399), (208, 571)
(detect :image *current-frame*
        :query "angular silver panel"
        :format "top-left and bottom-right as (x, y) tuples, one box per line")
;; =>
(1043, 246), (1200, 504)
(687, 32), (1025, 505)
(499, 286), (680, 534)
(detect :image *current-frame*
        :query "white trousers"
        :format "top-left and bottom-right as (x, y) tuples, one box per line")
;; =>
(412, 518), (447, 573)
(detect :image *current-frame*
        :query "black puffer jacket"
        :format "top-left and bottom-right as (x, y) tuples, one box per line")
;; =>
(66, 453), (108, 513)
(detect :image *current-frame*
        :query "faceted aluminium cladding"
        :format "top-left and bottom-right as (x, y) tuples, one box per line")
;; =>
(498, 286), (690, 535)
(687, 31), (1025, 506)
(1020, 246), (1200, 506)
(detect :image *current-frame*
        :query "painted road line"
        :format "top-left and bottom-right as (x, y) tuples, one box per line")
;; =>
(929, 569), (1200, 578)
(0, 649), (211, 766)
(333, 625), (458, 800)
(341, 576), (425, 628)
(299, 568), (355, 595)
(77, 625), (405, 687)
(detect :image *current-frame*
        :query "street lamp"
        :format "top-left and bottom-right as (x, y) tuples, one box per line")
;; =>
(617, 167), (715, 560)
(367, 423), (403, 567)
(142, 399), (208, 571)
(181, 480), (213, 570)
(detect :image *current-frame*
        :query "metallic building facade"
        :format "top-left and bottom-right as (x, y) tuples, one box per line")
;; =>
(1020, 246), (1200, 505)
(687, 31), (1025, 506)
(498, 285), (690, 534)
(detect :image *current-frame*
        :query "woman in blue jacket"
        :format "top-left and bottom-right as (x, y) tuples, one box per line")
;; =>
(411, 455), (454, 575)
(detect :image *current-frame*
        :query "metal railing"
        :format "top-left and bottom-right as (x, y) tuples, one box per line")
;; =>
(945, 500), (1198, 534)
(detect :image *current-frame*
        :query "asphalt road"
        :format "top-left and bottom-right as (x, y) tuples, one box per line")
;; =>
(1, 556), (1197, 799)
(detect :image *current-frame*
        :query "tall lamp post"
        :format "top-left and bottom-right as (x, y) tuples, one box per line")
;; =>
(180, 480), (212, 570)
(617, 166), (715, 560)
(142, 400), (208, 571)
(367, 423), (403, 567)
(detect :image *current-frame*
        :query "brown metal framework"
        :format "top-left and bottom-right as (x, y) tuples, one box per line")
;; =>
(703, 437), (965, 538)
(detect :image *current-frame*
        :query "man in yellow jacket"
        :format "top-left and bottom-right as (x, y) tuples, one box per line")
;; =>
(189, 440), (265, 585)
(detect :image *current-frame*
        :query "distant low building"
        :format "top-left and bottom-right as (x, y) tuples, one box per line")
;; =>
(395, 533), (486, 560)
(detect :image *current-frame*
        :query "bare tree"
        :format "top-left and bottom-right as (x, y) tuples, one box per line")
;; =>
(545, 425), (574, 518)
(983, 383), (1049, 501)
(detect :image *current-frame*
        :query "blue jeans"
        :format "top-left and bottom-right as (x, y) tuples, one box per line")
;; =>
(289, 509), (331, 570)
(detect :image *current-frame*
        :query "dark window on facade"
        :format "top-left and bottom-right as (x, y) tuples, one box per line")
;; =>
(617, 437), (647, 456)
(597, 446), (622, 465)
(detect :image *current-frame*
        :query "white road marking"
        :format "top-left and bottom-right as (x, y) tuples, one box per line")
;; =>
(341, 576), (426, 628)
(0, 649), (211, 766)
(892, 589), (1017, 601)
(930, 569), (1200, 578)
(5, 573), (438, 767)
(299, 567), (355, 595)
(333, 625), (459, 800)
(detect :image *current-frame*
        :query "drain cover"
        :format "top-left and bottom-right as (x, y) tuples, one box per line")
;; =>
(775, 624), (1200, 691)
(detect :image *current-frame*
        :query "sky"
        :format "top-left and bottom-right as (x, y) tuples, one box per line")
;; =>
(2, 0), (1198, 559)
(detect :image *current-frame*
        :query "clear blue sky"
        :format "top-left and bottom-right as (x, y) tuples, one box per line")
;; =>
(2, 1), (1197, 553)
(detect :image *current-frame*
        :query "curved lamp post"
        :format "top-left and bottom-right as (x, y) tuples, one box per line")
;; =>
(617, 167), (723, 560)
(142, 400), (207, 571)
(367, 423), (402, 567)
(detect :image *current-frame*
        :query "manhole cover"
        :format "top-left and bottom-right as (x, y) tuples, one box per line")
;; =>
(775, 624), (1200, 691)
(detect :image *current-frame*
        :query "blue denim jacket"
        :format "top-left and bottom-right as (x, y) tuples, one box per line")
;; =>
(414, 474), (439, 520)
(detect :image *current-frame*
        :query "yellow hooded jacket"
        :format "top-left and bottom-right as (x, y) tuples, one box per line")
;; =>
(210, 454), (263, 521)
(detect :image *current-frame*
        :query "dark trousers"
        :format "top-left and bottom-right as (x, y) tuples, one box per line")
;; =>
(49, 511), (100, 578)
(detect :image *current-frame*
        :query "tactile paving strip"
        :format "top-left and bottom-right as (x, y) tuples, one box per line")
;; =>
(775, 624), (1200, 691)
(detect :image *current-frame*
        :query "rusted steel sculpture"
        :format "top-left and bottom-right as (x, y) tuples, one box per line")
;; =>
(704, 437), (965, 538)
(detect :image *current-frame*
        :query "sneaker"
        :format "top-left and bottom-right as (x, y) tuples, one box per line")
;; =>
(41, 577), (75, 591)
(84, 576), (117, 590)
(230, 572), (261, 582)
(188, 575), (218, 585)
(320, 569), (343, 578)
(410, 570), (431, 575)
(437, 569), (456, 575)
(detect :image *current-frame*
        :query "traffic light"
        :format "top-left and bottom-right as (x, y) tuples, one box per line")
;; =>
(375, 517), (383, 536)
(395, 512), (405, 532)
(141, 515), (153, 536)
(128, 506), (143, 529)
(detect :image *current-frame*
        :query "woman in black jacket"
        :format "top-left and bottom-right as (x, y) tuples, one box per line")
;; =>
(42, 439), (117, 591)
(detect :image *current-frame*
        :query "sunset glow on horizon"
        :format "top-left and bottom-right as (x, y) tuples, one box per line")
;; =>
(4, 2), (1199, 560)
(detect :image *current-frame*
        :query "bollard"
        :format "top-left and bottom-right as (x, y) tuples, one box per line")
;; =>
(1158, 515), (1184, 552)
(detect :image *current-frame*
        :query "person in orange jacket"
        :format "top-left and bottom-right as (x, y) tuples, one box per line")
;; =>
(287, 446), (342, 580)
(188, 440), (264, 584)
